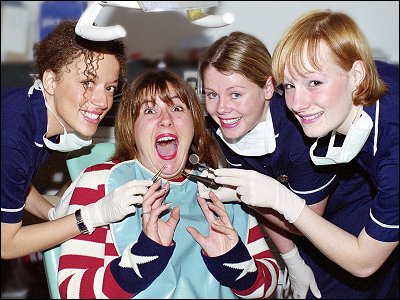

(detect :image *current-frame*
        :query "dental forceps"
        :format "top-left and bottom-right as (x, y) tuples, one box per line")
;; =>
(152, 164), (167, 183)
(181, 171), (222, 189)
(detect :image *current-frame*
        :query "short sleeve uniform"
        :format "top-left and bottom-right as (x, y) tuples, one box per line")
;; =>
(1, 87), (54, 223)
(295, 61), (399, 299)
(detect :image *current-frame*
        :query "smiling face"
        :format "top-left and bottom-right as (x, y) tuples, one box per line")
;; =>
(203, 66), (272, 141)
(282, 43), (358, 138)
(134, 86), (195, 179)
(44, 53), (120, 138)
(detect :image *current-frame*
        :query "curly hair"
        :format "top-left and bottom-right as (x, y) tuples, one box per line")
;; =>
(33, 19), (128, 94)
(113, 70), (219, 169)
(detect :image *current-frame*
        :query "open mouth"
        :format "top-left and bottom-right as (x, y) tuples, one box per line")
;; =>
(155, 134), (178, 160)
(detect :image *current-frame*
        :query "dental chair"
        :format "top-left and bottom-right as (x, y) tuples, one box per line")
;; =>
(42, 142), (116, 299)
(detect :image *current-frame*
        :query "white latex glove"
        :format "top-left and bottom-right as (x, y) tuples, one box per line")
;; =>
(81, 179), (153, 233)
(281, 245), (321, 299)
(48, 178), (80, 221)
(197, 169), (240, 202)
(213, 168), (306, 223)
(48, 200), (69, 221)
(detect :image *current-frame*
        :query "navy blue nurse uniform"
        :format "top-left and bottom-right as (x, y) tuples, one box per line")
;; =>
(295, 60), (399, 299)
(1, 86), (55, 223)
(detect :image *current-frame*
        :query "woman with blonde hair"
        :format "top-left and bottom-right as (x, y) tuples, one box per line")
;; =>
(210, 10), (398, 298)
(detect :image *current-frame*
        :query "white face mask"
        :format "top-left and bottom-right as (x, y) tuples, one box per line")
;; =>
(29, 79), (92, 152)
(310, 110), (373, 165)
(216, 108), (276, 156)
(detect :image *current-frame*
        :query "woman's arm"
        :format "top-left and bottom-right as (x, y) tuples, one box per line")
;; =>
(257, 200), (327, 299)
(294, 206), (398, 277)
(1, 174), (81, 259)
(1, 213), (80, 259)
(24, 185), (54, 220)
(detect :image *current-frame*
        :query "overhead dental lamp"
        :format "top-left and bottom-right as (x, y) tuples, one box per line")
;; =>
(75, 1), (235, 41)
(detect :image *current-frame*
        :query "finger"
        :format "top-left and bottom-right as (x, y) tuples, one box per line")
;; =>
(149, 202), (171, 221)
(310, 279), (321, 298)
(142, 188), (167, 214)
(197, 181), (211, 199)
(207, 167), (215, 173)
(208, 191), (226, 211)
(186, 226), (206, 247)
(125, 179), (153, 188)
(210, 222), (238, 240)
(214, 168), (249, 177)
(144, 180), (166, 200)
(211, 187), (239, 203)
(207, 202), (231, 226)
(120, 205), (137, 216)
(142, 198), (166, 225)
(165, 206), (180, 230)
(126, 186), (149, 196)
(131, 195), (145, 205)
(147, 179), (163, 193)
(197, 196), (216, 222)
(213, 176), (243, 187)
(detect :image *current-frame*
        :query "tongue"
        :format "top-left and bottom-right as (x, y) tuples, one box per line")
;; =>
(156, 142), (177, 158)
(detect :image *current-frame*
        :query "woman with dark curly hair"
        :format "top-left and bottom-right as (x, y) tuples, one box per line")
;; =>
(1, 20), (145, 260)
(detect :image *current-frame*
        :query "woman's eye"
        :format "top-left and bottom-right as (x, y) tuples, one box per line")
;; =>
(283, 83), (294, 90)
(144, 108), (156, 114)
(171, 105), (184, 112)
(231, 92), (241, 100)
(309, 80), (322, 87)
(206, 92), (218, 99)
(106, 86), (118, 94)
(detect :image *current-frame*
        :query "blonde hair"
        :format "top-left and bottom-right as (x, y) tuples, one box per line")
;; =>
(272, 9), (387, 106)
(199, 31), (273, 88)
(113, 70), (219, 169)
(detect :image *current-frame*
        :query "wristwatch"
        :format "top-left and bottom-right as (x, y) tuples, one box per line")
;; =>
(75, 209), (89, 234)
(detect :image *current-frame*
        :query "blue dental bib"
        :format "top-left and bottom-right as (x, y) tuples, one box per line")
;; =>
(107, 160), (249, 299)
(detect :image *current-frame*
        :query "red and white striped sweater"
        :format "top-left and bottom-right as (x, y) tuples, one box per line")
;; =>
(58, 161), (279, 299)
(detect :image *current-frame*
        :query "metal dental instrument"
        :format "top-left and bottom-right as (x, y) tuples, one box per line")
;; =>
(181, 171), (221, 190)
(152, 164), (167, 183)
(188, 154), (210, 171)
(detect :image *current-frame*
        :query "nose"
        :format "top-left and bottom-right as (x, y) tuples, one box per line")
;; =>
(287, 89), (309, 113)
(216, 96), (232, 115)
(159, 109), (173, 127)
(90, 87), (109, 110)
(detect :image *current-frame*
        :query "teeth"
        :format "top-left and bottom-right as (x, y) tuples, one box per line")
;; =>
(302, 112), (323, 120)
(82, 111), (100, 120)
(157, 136), (176, 142)
(221, 117), (241, 125)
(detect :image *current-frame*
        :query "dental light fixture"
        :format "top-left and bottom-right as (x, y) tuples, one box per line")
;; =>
(75, 1), (235, 41)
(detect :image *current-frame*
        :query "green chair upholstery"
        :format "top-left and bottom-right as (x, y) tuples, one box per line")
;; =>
(43, 142), (116, 299)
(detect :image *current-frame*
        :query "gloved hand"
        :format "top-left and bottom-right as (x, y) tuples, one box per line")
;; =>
(281, 245), (321, 299)
(213, 168), (305, 223)
(48, 198), (69, 221)
(197, 169), (240, 202)
(48, 178), (80, 220)
(81, 179), (153, 233)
